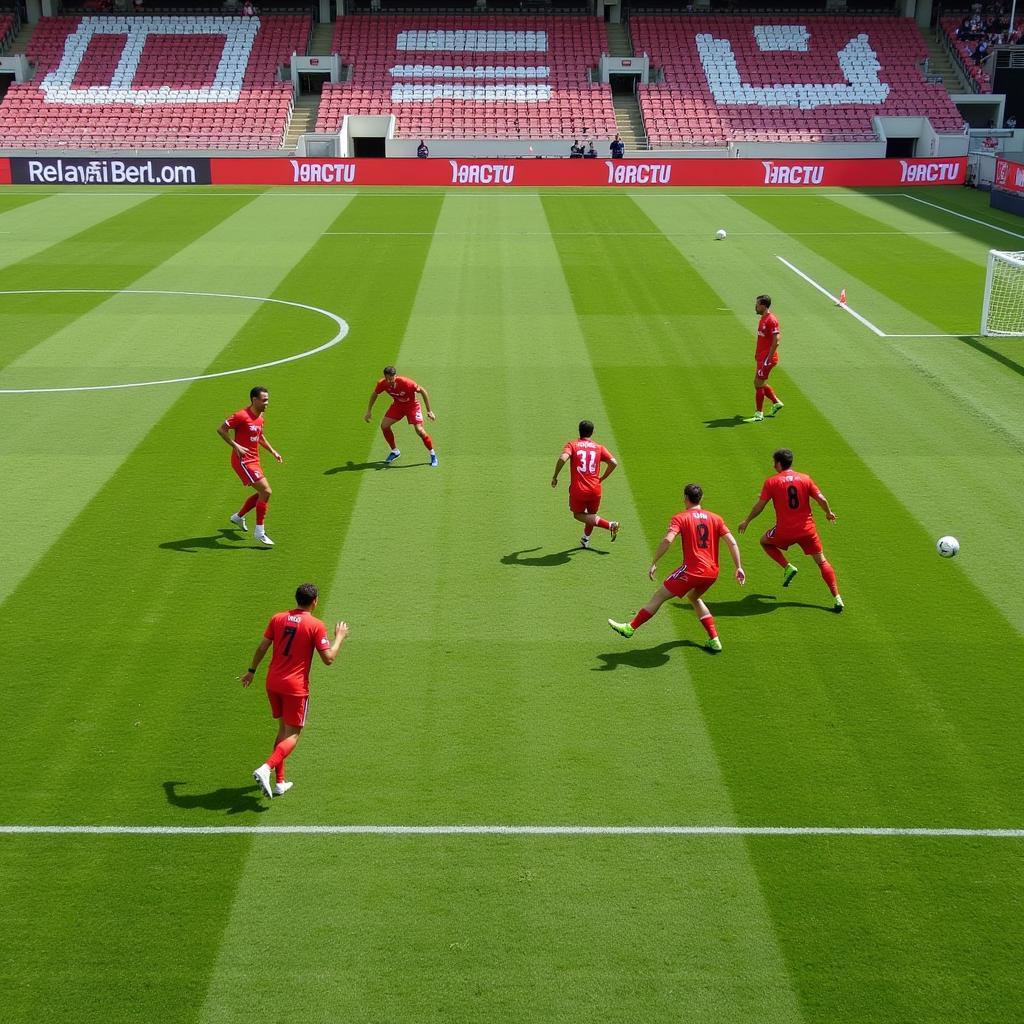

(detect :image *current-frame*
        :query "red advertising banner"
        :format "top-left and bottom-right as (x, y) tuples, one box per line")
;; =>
(994, 156), (1024, 195)
(211, 156), (965, 188)
(0, 159), (10, 186)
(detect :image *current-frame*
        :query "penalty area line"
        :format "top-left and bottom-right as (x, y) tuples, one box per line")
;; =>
(775, 255), (885, 336)
(772, 256), (964, 338)
(1, 824), (1022, 838)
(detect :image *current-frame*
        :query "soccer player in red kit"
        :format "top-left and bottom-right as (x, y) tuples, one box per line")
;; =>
(609, 483), (744, 652)
(737, 447), (844, 612)
(551, 420), (620, 547)
(746, 294), (785, 423)
(241, 583), (348, 798)
(217, 385), (282, 547)
(364, 365), (438, 467)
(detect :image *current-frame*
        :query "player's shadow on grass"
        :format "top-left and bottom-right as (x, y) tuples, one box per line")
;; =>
(502, 547), (610, 567)
(324, 460), (426, 474)
(673, 592), (825, 616)
(593, 639), (700, 671)
(159, 529), (270, 554)
(163, 780), (268, 816)
(703, 415), (749, 428)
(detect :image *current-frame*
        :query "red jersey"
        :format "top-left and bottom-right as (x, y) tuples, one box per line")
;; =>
(669, 507), (729, 577)
(374, 375), (418, 405)
(760, 470), (823, 534)
(263, 609), (330, 696)
(225, 407), (264, 461)
(756, 312), (780, 365)
(563, 438), (613, 491)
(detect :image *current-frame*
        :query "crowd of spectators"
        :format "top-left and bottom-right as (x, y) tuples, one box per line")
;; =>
(954, 5), (1023, 63)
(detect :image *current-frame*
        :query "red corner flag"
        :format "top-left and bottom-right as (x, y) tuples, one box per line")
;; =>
(838, 288), (847, 306)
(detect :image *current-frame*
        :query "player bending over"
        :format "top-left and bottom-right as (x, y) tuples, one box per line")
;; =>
(218, 385), (282, 547)
(737, 447), (844, 612)
(551, 420), (620, 548)
(609, 483), (744, 652)
(364, 365), (438, 467)
(241, 583), (348, 799)
(746, 294), (785, 423)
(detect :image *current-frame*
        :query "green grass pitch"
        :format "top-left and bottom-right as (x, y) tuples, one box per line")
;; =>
(0, 184), (1022, 1023)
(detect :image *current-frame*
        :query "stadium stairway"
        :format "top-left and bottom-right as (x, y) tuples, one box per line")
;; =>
(284, 93), (320, 149)
(606, 22), (630, 57)
(608, 20), (646, 150)
(614, 94), (646, 150)
(4, 20), (34, 55)
(309, 22), (333, 55)
(922, 27), (970, 94)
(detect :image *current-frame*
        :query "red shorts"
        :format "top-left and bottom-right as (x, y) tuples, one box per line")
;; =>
(755, 359), (778, 381)
(569, 486), (601, 515)
(766, 525), (822, 555)
(267, 689), (309, 728)
(385, 400), (423, 425)
(231, 452), (263, 487)
(663, 566), (717, 598)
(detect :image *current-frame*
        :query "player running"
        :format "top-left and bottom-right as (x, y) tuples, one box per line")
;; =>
(737, 447), (844, 612)
(217, 385), (282, 547)
(551, 420), (620, 548)
(364, 365), (438, 467)
(241, 583), (348, 799)
(746, 294), (785, 423)
(608, 483), (744, 652)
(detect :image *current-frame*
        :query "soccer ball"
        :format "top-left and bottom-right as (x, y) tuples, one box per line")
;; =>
(936, 536), (960, 558)
(715, 229), (727, 240)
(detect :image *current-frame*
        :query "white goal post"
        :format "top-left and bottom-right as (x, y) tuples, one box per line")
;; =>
(981, 250), (1024, 336)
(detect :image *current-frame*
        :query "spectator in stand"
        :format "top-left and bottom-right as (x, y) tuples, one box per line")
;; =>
(610, 134), (625, 159)
(132, 0), (144, 11)
(570, 140), (584, 158)
(1007, 114), (1017, 129)
(973, 39), (990, 64)
(417, 140), (429, 158)
(585, 141), (597, 159)
(241, 0), (257, 15)
(956, 17), (971, 40)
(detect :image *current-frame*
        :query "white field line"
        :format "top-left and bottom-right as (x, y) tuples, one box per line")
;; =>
(775, 255), (887, 337)
(0, 190), (915, 199)
(321, 229), (957, 237)
(0, 288), (348, 395)
(1, 824), (1022, 838)
(775, 256), (971, 339)
(902, 193), (1024, 241)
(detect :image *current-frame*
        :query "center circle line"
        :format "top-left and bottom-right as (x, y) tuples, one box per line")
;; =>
(0, 288), (349, 395)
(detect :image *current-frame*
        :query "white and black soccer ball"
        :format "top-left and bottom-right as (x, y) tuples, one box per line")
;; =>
(715, 229), (727, 240)
(936, 535), (960, 558)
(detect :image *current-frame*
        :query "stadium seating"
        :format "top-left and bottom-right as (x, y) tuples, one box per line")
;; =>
(316, 15), (617, 141)
(0, 14), (309, 150)
(630, 16), (967, 147)
(939, 17), (993, 93)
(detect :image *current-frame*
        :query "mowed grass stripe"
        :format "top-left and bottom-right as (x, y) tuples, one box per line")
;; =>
(0, 191), (154, 278)
(190, 190), (805, 1024)
(0, 193), (440, 1024)
(641, 191), (1024, 631)
(631, 189), (1023, 814)
(0, 194), (260, 374)
(0, 190), (357, 804)
(617, 193), (1024, 1020)
(730, 191), (981, 335)
(0, 192), (352, 611)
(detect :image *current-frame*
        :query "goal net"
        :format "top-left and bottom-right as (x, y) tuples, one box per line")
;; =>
(981, 250), (1024, 336)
